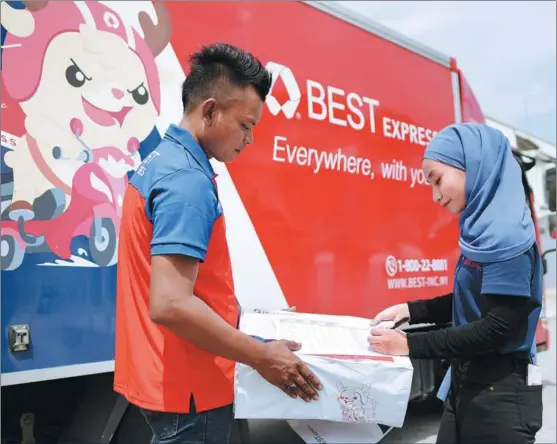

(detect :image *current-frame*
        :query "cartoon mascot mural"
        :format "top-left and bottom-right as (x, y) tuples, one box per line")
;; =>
(0, 1), (171, 271)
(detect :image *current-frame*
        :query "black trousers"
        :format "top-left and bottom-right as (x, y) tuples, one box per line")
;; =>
(437, 354), (543, 444)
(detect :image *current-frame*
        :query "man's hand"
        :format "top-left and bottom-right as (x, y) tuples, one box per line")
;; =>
(251, 339), (323, 402)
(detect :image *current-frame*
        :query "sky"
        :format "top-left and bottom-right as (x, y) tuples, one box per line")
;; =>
(338, 1), (557, 145)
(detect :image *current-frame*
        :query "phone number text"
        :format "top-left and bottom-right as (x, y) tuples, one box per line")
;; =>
(397, 258), (448, 273)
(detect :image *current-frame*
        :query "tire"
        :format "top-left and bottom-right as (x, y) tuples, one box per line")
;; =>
(1, 233), (25, 271)
(89, 218), (118, 267)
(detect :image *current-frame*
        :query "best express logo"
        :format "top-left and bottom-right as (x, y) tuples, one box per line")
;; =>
(264, 60), (380, 134)
(265, 62), (302, 119)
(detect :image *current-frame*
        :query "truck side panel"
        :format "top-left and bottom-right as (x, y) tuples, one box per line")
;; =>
(0, 0), (168, 382)
(1, 0), (461, 384)
(166, 1), (460, 318)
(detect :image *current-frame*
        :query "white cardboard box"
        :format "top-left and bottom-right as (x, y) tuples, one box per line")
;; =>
(234, 310), (414, 429)
(288, 419), (394, 444)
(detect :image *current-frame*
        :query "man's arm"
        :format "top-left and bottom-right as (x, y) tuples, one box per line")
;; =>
(146, 169), (322, 401)
(150, 253), (267, 367)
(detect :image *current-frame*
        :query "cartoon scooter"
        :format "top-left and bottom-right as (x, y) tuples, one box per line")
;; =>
(0, 131), (127, 271)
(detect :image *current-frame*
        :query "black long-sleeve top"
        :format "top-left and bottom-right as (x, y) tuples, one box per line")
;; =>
(406, 293), (532, 360)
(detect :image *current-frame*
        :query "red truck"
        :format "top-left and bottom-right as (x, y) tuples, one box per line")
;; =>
(0, 1), (550, 442)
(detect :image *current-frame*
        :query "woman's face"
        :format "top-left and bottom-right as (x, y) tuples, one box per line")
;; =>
(422, 159), (466, 214)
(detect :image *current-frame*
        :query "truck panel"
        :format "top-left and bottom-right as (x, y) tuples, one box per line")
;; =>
(0, 2), (550, 443)
(306, 1), (451, 67)
(1, 0), (547, 392)
(1, 0), (167, 382)
(1, 1), (462, 385)
(167, 1), (460, 318)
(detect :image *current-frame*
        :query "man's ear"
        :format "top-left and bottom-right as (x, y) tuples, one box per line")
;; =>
(202, 99), (218, 125)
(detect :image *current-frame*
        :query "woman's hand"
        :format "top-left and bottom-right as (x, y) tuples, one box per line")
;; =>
(368, 329), (409, 356)
(371, 303), (410, 325)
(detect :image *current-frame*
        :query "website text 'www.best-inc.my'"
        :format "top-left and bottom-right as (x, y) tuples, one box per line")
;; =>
(387, 276), (449, 290)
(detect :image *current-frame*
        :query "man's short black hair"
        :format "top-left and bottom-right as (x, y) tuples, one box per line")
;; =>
(181, 43), (272, 112)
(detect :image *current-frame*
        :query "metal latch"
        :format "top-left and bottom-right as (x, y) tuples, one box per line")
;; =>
(21, 412), (36, 444)
(8, 324), (31, 352)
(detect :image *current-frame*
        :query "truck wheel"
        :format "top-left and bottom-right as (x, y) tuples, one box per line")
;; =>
(89, 218), (118, 267)
(1, 233), (25, 271)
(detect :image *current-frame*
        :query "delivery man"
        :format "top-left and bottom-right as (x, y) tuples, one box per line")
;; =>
(113, 42), (322, 444)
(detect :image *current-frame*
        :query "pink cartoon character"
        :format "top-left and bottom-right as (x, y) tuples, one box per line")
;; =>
(336, 381), (376, 423)
(0, 1), (170, 269)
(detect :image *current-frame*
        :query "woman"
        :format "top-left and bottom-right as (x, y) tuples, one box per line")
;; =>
(369, 122), (543, 444)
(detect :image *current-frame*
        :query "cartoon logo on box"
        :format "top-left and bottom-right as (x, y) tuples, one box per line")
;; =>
(336, 381), (377, 423)
(0, 1), (171, 271)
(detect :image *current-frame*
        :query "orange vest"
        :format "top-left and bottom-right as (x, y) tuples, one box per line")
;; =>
(114, 181), (239, 414)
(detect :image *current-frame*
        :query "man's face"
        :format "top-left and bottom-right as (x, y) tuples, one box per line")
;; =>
(201, 85), (264, 163)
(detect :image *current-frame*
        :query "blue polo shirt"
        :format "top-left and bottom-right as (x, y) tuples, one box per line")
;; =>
(453, 242), (543, 358)
(114, 123), (239, 414)
(130, 124), (222, 261)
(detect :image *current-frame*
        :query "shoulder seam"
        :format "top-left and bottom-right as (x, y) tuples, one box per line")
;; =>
(150, 165), (214, 192)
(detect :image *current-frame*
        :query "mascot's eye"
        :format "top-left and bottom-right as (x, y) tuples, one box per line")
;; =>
(66, 59), (91, 88)
(128, 84), (149, 105)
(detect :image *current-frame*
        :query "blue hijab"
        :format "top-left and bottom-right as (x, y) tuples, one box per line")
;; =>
(423, 123), (536, 401)
(423, 122), (535, 263)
